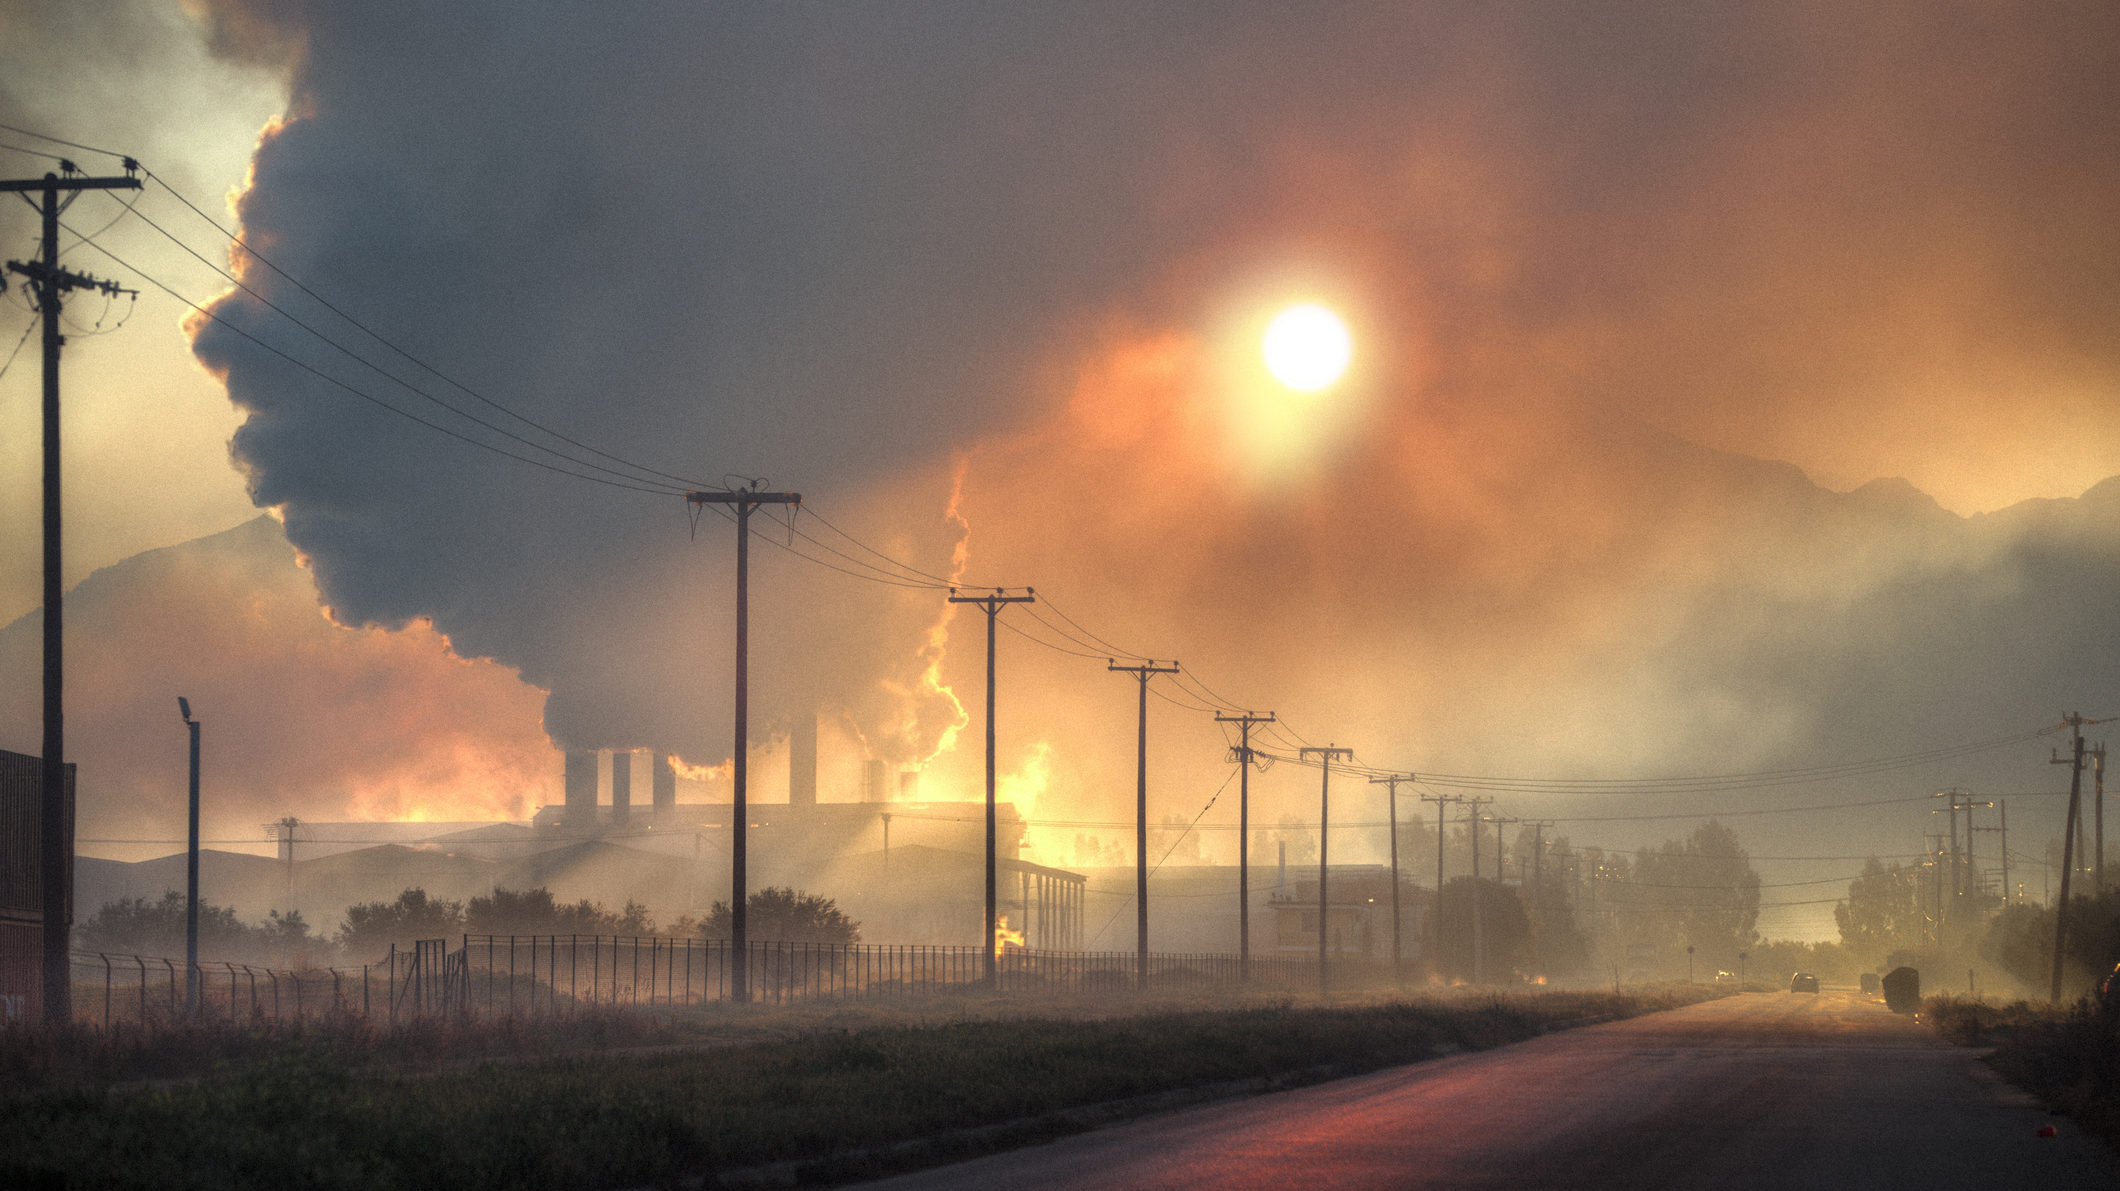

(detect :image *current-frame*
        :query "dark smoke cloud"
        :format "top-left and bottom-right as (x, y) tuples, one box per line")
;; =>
(185, 1), (2118, 812)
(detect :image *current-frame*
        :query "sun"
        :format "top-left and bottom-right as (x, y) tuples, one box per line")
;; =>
(1262, 304), (1352, 391)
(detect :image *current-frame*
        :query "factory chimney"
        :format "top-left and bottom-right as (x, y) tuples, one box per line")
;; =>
(564, 751), (597, 831)
(610, 750), (632, 826)
(789, 714), (817, 808)
(651, 752), (676, 816)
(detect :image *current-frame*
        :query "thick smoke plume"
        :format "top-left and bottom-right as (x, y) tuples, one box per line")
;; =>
(180, 2), (2117, 848)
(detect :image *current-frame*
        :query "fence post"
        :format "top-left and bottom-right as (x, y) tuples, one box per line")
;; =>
(136, 955), (147, 1027)
(163, 958), (177, 1018)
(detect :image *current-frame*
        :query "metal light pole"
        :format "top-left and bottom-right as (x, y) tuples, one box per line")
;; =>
(178, 697), (200, 1018)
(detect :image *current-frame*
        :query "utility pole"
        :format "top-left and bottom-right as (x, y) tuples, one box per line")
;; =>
(1217, 711), (1275, 980)
(1487, 814), (1519, 892)
(1300, 746), (1355, 996)
(1109, 659), (1178, 992)
(1932, 789), (1964, 906)
(2051, 714), (2107, 1001)
(6, 162), (143, 1023)
(687, 484), (800, 1003)
(178, 698), (200, 1019)
(2000, 800), (2009, 905)
(1528, 820), (1555, 889)
(1464, 798), (1493, 982)
(947, 587), (1035, 984)
(2095, 744), (2108, 895)
(1421, 792), (1463, 981)
(1368, 772), (1414, 983)
(1972, 810), (2008, 911)
(269, 816), (301, 912)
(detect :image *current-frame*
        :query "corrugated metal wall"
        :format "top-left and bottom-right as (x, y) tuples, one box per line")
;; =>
(1, 747), (74, 921)
(0, 920), (41, 1025)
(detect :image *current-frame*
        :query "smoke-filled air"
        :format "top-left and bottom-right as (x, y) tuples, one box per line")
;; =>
(2, 1), (2116, 945)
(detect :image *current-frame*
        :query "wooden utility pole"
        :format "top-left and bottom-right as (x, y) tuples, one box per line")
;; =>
(2095, 744), (2107, 895)
(1216, 711), (1274, 980)
(1487, 813), (1519, 891)
(5, 162), (143, 1023)
(1421, 792), (1463, 980)
(947, 588), (1034, 983)
(1369, 773), (1415, 982)
(687, 484), (800, 1003)
(1300, 746), (1354, 996)
(1109, 659), (1178, 991)
(1464, 797), (1493, 982)
(2051, 714), (2091, 1001)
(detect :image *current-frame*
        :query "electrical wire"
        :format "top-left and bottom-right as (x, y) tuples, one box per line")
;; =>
(69, 236), (685, 495)
(1083, 767), (1237, 947)
(102, 203), (696, 493)
(0, 122), (129, 160)
(0, 139), (72, 165)
(0, 313), (36, 386)
(1034, 591), (1149, 661)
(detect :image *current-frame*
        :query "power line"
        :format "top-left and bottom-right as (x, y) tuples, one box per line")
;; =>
(93, 203), (697, 493)
(0, 122), (130, 160)
(122, 173), (718, 493)
(65, 236), (686, 495)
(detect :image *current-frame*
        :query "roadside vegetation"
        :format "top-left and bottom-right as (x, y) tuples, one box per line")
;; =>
(0, 984), (1722, 1190)
(1927, 994), (2120, 1151)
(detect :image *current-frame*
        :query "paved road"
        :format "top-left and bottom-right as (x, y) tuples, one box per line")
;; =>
(848, 991), (2119, 1190)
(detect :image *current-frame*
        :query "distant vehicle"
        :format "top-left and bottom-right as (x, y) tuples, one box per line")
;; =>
(1790, 972), (1820, 993)
(1714, 970), (1738, 986)
(1859, 972), (1880, 994)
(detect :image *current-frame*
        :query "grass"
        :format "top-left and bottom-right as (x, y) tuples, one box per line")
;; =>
(0, 984), (1721, 1189)
(1925, 995), (2120, 1150)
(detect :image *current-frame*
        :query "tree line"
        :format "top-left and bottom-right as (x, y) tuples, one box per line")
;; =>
(77, 885), (859, 969)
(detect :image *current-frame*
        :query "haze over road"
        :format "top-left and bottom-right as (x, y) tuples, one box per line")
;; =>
(853, 991), (2118, 1190)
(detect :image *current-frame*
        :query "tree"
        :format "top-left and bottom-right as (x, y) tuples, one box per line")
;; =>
(1633, 821), (1761, 964)
(1430, 877), (1532, 982)
(1834, 858), (1923, 962)
(464, 886), (655, 936)
(79, 892), (246, 958)
(702, 887), (859, 943)
(337, 888), (465, 961)
(75, 894), (316, 966)
(1523, 874), (1591, 978)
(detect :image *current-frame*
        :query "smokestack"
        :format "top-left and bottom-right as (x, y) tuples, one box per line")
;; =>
(564, 751), (596, 830)
(864, 759), (887, 803)
(898, 770), (920, 801)
(610, 749), (632, 825)
(789, 713), (817, 808)
(652, 751), (676, 814)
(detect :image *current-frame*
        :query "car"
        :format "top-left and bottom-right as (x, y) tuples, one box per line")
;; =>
(1790, 972), (1820, 993)
(1714, 970), (1738, 986)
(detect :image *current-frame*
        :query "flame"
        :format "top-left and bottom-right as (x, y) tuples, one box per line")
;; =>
(883, 457), (974, 766)
(993, 913), (1026, 958)
(999, 740), (1054, 862)
(668, 755), (731, 784)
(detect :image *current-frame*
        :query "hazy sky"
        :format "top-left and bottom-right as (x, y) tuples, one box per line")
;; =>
(2, 2), (2115, 940)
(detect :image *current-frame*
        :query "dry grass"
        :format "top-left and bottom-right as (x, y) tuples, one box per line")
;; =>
(0, 984), (1723, 1189)
(1926, 994), (2120, 1149)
